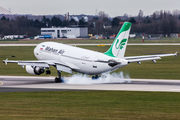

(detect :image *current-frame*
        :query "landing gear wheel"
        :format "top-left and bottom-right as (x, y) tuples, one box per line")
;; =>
(46, 70), (51, 75)
(54, 70), (63, 83)
(92, 76), (96, 80)
(92, 75), (100, 80)
(55, 77), (59, 83)
(55, 77), (63, 83)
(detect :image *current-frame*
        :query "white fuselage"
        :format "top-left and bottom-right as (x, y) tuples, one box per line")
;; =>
(34, 42), (128, 75)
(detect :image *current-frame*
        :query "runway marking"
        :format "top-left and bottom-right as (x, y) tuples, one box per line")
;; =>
(0, 82), (3, 85)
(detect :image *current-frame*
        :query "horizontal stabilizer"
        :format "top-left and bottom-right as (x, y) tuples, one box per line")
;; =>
(126, 52), (177, 63)
(127, 57), (161, 63)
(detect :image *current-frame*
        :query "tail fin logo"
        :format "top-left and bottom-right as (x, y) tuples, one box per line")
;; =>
(115, 39), (127, 50)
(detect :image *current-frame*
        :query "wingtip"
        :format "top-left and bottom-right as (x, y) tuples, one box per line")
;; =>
(175, 52), (178, 57)
(3, 58), (8, 65)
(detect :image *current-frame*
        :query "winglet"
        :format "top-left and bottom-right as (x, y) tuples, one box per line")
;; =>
(175, 52), (178, 57)
(4, 58), (8, 65)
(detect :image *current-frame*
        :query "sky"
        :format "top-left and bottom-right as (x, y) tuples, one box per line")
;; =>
(1, 0), (180, 17)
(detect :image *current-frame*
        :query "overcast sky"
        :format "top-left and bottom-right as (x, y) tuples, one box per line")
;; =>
(1, 0), (180, 17)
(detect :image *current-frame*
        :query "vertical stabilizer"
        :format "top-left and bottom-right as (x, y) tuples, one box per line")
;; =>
(104, 22), (131, 58)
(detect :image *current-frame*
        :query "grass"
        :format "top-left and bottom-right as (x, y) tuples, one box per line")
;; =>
(0, 37), (180, 44)
(0, 39), (115, 44)
(120, 45), (180, 79)
(0, 45), (179, 79)
(0, 91), (180, 120)
(0, 39), (19, 41)
(0, 45), (180, 120)
(129, 37), (180, 43)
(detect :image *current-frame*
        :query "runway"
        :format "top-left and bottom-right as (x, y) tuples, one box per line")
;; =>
(0, 43), (180, 46)
(0, 76), (180, 92)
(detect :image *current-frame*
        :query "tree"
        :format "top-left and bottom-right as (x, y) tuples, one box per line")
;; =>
(51, 16), (62, 27)
(168, 16), (177, 33)
(79, 18), (88, 26)
(152, 12), (157, 20)
(69, 18), (77, 25)
(15, 16), (29, 28)
(172, 9), (180, 19)
(143, 16), (151, 23)
(41, 16), (47, 24)
(129, 17), (136, 24)
(97, 11), (110, 25)
(160, 10), (163, 20)
(98, 11), (109, 20)
(160, 19), (170, 36)
(111, 17), (120, 27)
(34, 19), (42, 28)
(92, 17), (99, 21)
(41, 16), (50, 27)
(1, 16), (7, 21)
(0, 20), (13, 35)
(102, 17), (111, 26)
(61, 20), (69, 27)
(94, 20), (104, 34)
(138, 9), (143, 21)
(41, 16), (47, 27)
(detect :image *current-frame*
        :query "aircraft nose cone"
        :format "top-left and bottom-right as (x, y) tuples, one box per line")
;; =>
(34, 45), (39, 58)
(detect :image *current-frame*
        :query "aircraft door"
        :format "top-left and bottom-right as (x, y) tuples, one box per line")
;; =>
(57, 30), (60, 38)
(92, 56), (99, 70)
(34, 45), (42, 60)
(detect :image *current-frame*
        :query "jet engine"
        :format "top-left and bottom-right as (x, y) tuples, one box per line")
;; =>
(25, 65), (45, 75)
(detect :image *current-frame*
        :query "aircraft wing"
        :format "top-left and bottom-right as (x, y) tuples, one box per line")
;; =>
(125, 52), (177, 63)
(3, 59), (79, 74)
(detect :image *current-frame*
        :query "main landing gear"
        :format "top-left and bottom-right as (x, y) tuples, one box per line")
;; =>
(92, 75), (100, 80)
(55, 70), (63, 83)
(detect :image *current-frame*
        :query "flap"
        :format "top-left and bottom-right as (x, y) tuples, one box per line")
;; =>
(56, 64), (72, 73)
(18, 62), (49, 67)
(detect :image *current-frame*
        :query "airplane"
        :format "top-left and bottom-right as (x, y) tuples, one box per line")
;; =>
(3, 22), (177, 83)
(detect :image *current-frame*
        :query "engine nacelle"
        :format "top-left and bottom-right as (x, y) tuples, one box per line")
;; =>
(26, 65), (45, 75)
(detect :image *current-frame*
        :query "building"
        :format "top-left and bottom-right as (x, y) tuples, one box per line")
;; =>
(41, 27), (88, 38)
(3, 35), (25, 39)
